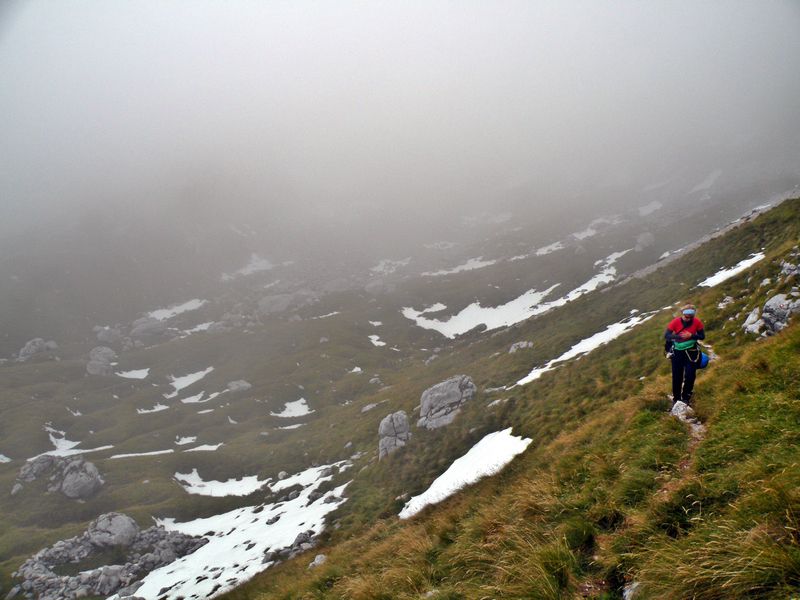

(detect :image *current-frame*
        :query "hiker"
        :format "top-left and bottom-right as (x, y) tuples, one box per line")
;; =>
(664, 304), (705, 405)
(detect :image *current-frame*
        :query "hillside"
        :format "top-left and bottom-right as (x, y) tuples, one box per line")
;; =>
(1, 198), (799, 600)
(216, 198), (800, 600)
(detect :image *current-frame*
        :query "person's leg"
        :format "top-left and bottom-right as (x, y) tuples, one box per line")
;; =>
(671, 353), (684, 401)
(682, 358), (697, 404)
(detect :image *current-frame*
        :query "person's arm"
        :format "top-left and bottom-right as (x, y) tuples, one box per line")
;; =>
(664, 328), (676, 352)
(691, 328), (705, 341)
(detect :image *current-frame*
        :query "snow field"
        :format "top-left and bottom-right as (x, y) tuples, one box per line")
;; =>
(399, 429), (531, 519)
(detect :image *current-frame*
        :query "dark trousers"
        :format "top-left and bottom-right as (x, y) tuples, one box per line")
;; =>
(671, 350), (697, 403)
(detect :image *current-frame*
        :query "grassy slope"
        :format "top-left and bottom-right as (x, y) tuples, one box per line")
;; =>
(0, 200), (798, 597)
(217, 200), (800, 599)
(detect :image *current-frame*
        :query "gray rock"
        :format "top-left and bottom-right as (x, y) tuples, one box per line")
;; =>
(60, 460), (104, 499)
(10, 483), (22, 496)
(13, 516), (206, 600)
(87, 513), (139, 548)
(17, 339), (58, 362)
(508, 341), (534, 354)
(86, 346), (117, 376)
(417, 375), (477, 429)
(378, 411), (412, 459)
(623, 581), (641, 600)
(129, 317), (172, 341)
(761, 293), (800, 333)
(16, 456), (104, 500)
(742, 308), (764, 335)
(94, 326), (125, 346)
(308, 554), (327, 569)
(226, 380), (252, 393)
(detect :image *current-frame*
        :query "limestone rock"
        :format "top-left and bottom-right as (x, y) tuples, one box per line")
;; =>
(86, 346), (117, 376)
(742, 307), (763, 335)
(761, 293), (800, 333)
(378, 411), (411, 459)
(87, 513), (139, 548)
(14, 456), (104, 500)
(17, 338), (58, 362)
(226, 380), (252, 393)
(508, 341), (534, 353)
(308, 554), (327, 569)
(417, 375), (476, 429)
(60, 460), (104, 499)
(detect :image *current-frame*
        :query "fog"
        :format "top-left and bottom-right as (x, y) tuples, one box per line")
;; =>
(1, 0), (799, 248)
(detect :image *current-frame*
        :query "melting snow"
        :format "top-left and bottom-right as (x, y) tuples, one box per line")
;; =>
(66, 407), (82, 417)
(197, 409), (214, 415)
(175, 436), (197, 446)
(516, 313), (654, 386)
(136, 403), (169, 414)
(31, 426), (113, 460)
(368, 334), (386, 347)
(422, 257), (497, 277)
(174, 469), (269, 497)
(271, 398), (314, 418)
(163, 367), (214, 399)
(399, 429), (531, 519)
(698, 252), (765, 287)
(0, 454), (12, 463)
(312, 312), (340, 320)
(110, 450), (174, 460)
(116, 368), (150, 380)
(369, 320), (382, 326)
(535, 241), (565, 256)
(183, 322), (214, 334)
(279, 423), (305, 430)
(222, 254), (275, 281)
(184, 443), (223, 452)
(402, 250), (633, 339)
(147, 299), (207, 321)
(122, 464), (350, 600)
(350, 366), (362, 373)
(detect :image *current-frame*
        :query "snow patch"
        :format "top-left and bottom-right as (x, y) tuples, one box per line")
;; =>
(698, 252), (765, 287)
(422, 257), (497, 277)
(175, 436), (197, 446)
(271, 398), (314, 418)
(110, 450), (174, 460)
(222, 254), (274, 281)
(128, 464), (349, 600)
(116, 368), (150, 380)
(370, 258), (411, 275)
(163, 367), (214, 399)
(137, 403), (169, 414)
(147, 299), (207, 321)
(174, 469), (269, 497)
(31, 426), (114, 460)
(184, 443), (224, 452)
(368, 334), (386, 347)
(516, 313), (654, 386)
(0, 454), (12, 463)
(399, 429), (531, 519)
(535, 241), (565, 256)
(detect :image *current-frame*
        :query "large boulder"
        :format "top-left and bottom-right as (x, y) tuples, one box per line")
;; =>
(129, 316), (171, 341)
(226, 380), (252, 393)
(87, 513), (140, 548)
(14, 456), (104, 500)
(60, 459), (105, 499)
(417, 375), (477, 429)
(761, 294), (800, 333)
(93, 325), (125, 346)
(16, 338), (58, 362)
(86, 346), (118, 376)
(742, 307), (763, 335)
(378, 411), (412, 459)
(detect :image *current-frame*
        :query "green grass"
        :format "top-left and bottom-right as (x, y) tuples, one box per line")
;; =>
(1, 199), (799, 598)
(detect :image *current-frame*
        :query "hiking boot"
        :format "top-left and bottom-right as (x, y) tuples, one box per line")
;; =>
(681, 392), (693, 406)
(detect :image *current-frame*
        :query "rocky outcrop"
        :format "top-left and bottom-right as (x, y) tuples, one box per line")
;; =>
(129, 316), (174, 343)
(227, 380), (252, 393)
(93, 325), (125, 346)
(378, 411), (411, 459)
(417, 375), (477, 429)
(13, 513), (206, 600)
(263, 529), (318, 564)
(86, 346), (117, 376)
(509, 341), (534, 353)
(742, 293), (800, 336)
(14, 456), (104, 500)
(16, 339), (58, 362)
